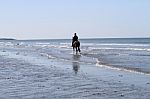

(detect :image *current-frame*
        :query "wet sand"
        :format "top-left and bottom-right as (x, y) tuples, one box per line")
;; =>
(0, 48), (150, 99)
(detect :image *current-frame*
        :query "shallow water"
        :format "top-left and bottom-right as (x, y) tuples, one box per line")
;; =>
(1, 38), (150, 98)
(1, 38), (150, 74)
(0, 49), (150, 99)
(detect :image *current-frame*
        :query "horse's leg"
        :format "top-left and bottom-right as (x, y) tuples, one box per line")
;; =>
(75, 47), (78, 54)
(78, 47), (81, 52)
(73, 46), (75, 52)
(77, 41), (80, 53)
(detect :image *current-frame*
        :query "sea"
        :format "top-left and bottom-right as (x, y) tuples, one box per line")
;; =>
(1, 38), (150, 74)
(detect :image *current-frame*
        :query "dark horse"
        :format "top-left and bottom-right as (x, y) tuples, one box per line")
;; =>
(72, 40), (81, 53)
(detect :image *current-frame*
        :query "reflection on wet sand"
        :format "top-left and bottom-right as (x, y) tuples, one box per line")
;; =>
(72, 55), (81, 74)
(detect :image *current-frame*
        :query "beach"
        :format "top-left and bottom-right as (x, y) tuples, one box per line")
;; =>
(0, 39), (150, 99)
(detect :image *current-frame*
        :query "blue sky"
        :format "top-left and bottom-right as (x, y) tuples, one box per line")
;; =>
(0, 0), (150, 39)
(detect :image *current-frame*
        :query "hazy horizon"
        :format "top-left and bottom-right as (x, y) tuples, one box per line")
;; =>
(0, 0), (150, 39)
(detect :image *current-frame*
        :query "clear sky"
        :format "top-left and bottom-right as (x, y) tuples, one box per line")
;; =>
(0, 0), (150, 39)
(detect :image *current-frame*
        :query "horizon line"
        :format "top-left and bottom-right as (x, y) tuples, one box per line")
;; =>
(3, 37), (149, 40)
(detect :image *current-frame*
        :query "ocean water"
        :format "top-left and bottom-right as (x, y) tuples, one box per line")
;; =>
(1, 38), (150, 74)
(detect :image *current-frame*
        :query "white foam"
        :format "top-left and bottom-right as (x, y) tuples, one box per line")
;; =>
(96, 43), (150, 47)
(89, 47), (150, 51)
(96, 59), (150, 75)
(35, 42), (51, 45)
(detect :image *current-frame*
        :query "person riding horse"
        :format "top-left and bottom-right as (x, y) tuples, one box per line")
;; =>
(72, 33), (78, 46)
(72, 33), (81, 53)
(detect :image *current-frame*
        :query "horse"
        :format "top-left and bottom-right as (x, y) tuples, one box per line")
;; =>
(72, 40), (81, 53)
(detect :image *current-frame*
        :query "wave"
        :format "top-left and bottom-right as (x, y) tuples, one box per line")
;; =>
(73, 42), (150, 47)
(34, 43), (150, 52)
(129, 54), (150, 56)
(0, 42), (14, 46)
(89, 47), (150, 51)
(40, 50), (150, 76)
(34, 44), (71, 49)
(95, 43), (150, 46)
(96, 59), (150, 75)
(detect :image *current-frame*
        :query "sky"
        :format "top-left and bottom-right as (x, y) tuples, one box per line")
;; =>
(0, 0), (150, 39)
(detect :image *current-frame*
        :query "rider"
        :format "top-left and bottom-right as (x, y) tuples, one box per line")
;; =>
(72, 33), (78, 46)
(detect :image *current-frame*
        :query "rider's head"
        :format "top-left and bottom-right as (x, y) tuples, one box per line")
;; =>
(74, 33), (77, 36)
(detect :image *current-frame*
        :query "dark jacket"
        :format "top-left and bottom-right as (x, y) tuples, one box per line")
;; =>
(72, 35), (78, 46)
(73, 35), (78, 42)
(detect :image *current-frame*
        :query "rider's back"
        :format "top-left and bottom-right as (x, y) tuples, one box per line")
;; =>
(73, 35), (78, 42)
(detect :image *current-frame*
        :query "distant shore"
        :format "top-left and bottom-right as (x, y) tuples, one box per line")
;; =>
(0, 38), (16, 40)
